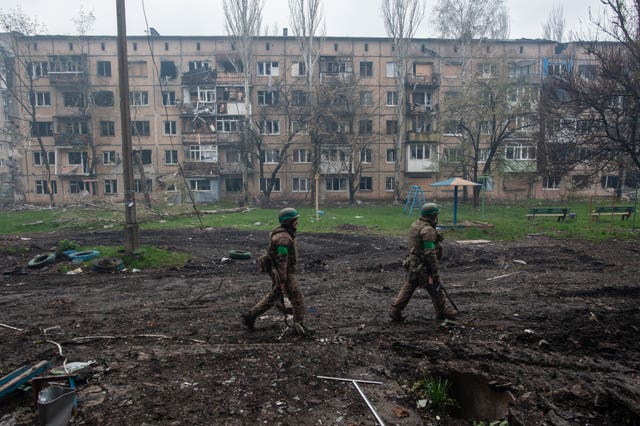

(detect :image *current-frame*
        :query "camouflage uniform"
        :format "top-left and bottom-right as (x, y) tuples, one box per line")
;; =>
(243, 208), (308, 335)
(249, 225), (305, 323)
(389, 214), (457, 321)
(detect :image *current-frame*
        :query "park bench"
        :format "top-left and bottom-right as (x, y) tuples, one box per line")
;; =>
(526, 207), (571, 222)
(590, 206), (636, 221)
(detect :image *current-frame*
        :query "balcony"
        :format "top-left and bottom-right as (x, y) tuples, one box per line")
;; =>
(320, 161), (350, 175)
(407, 131), (434, 142)
(215, 133), (242, 146)
(407, 73), (440, 87)
(54, 133), (91, 148)
(218, 163), (252, 175)
(182, 161), (219, 177)
(408, 104), (435, 115)
(406, 158), (439, 174)
(56, 164), (89, 176)
(182, 69), (217, 85)
(218, 101), (247, 115)
(216, 72), (245, 85)
(49, 71), (87, 87)
(182, 134), (217, 145)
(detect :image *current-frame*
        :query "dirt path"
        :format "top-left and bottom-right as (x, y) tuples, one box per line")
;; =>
(1, 228), (639, 425)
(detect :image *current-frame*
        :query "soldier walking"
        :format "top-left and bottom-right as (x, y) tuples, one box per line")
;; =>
(242, 208), (309, 336)
(389, 203), (458, 322)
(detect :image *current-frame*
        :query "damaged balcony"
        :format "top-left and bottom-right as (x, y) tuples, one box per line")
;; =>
(54, 133), (92, 148)
(182, 161), (219, 177)
(407, 72), (440, 87)
(56, 164), (90, 176)
(48, 71), (87, 88)
(182, 134), (217, 145)
(182, 69), (217, 85)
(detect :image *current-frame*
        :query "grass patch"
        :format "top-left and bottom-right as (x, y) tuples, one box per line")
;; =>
(66, 245), (191, 271)
(1, 199), (638, 241)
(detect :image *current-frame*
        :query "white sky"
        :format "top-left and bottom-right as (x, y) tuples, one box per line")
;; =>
(2, 0), (606, 40)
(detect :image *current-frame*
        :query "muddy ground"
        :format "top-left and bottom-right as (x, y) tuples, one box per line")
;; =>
(0, 226), (639, 425)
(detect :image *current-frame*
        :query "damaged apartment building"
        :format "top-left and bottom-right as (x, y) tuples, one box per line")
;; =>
(0, 31), (624, 205)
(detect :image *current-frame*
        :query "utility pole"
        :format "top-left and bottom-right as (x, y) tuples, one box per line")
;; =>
(116, 0), (139, 254)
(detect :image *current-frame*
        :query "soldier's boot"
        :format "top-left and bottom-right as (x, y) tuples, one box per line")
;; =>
(388, 309), (406, 322)
(432, 291), (457, 321)
(293, 321), (313, 337)
(241, 312), (255, 331)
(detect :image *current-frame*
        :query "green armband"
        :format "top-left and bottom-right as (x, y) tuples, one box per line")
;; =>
(277, 246), (289, 255)
(423, 241), (435, 250)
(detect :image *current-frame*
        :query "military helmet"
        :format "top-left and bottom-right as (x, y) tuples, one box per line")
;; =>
(278, 207), (299, 224)
(421, 202), (440, 217)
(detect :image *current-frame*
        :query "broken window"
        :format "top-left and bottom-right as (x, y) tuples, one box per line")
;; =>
(321, 57), (353, 74)
(31, 121), (54, 137)
(189, 145), (217, 162)
(93, 91), (114, 106)
(49, 55), (83, 73)
(188, 60), (210, 72)
(64, 92), (85, 108)
(59, 119), (89, 135)
(160, 61), (177, 79)
(132, 149), (153, 165)
(359, 119), (372, 135)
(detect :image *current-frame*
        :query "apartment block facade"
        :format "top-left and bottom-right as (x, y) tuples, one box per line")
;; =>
(0, 33), (620, 206)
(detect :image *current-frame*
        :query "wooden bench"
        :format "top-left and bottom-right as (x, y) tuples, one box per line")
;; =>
(591, 206), (636, 221)
(526, 207), (571, 222)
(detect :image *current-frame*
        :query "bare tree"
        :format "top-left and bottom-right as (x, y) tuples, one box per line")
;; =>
(442, 56), (537, 206)
(0, 8), (55, 206)
(542, 3), (565, 42)
(289, 0), (325, 89)
(432, 0), (510, 42)
(382, 0), (425, 203)
(289, 0), (325, 203)
(539, 7), (640, 199)
(223, 0), (264, 204)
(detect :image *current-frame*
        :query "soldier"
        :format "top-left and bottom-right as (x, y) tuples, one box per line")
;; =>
(242, 208), (309, 336)
(389, 202), (458, 322)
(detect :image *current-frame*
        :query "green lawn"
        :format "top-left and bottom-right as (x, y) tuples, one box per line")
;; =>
(1, 199), (638, 241)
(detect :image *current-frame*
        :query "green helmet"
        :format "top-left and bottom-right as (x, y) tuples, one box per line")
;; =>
(421, 203), (440, 217)
(278, 207), (299, 224)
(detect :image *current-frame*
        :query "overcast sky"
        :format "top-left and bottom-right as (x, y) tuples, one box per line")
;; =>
(2, 0), (606, 40)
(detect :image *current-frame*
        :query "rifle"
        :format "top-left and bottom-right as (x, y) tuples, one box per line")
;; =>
(439, 280), (459, 313)
(272, 270), (289, 327)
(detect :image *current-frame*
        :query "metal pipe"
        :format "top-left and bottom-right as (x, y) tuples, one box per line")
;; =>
(317, 376), (385, 426)
(316, 375), (382, 385)
(352, 381), (386, 426)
